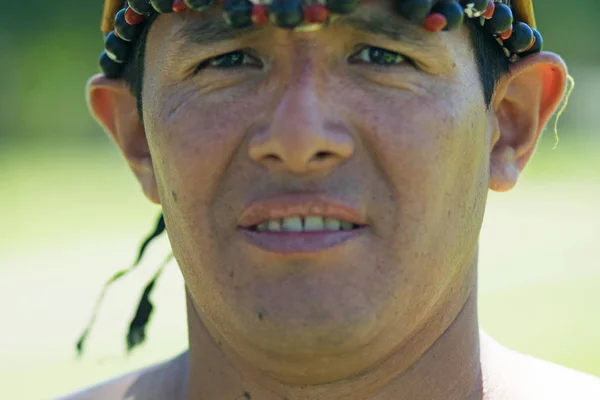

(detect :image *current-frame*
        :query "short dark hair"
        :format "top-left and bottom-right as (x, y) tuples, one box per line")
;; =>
(122, 16), (509, 122)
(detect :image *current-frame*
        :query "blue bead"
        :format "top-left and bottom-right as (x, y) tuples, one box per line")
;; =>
(504, 22), (533, 53)
(128, 0), (154, 15)
(114, 9), (143, 42)
(522, 28), (543, 55)
(432, 1), (464, 31)
(100, 51), (125, 78)
(395, 0), (433, 23)
(269, 0), (303, 28)
(223, 0), (253, 28)
(485, 2), (512, 35)
(105, 31), (132, 63)
(150, 0), (173, 13)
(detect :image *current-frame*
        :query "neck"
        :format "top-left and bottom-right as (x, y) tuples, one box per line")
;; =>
(184, 266), (483, 400)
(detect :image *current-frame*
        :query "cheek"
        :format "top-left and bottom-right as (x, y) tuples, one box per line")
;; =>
(142, 84), (268, 287)
(145, 84), (263, 207)
(339, 78), (489, 260)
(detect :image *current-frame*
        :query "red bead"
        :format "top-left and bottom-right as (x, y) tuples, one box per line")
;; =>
(252, 4), (269, 25)
(525, 36), (536, 51)
(423, 13), (447, 32)
(303, 4), (329, 24)
(500, 26), (512, 40)
(172, 0), (188, 12)
(483, 1), (495, 19)
(125, 7), (145, 25)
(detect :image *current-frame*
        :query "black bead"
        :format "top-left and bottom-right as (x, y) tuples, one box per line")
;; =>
(223, 0), (253, 29)
(395, 0), (433, 23)
(522, 28), (543, 56)
(431, 1), (464, 31)
(100, 51), (125, 78)
(114, 9), (143, 42)
(269, 0), (303, 28)
(503, 22), (533, 54)
(105, 31), (132, 63)
(128, 0), (154, 15)
(460, 0), (488, 17)
(326, 0), (360, 15)
(184, 0), (215, 11)
(485, 2), (512, 35)
(150, 0), (173, 13)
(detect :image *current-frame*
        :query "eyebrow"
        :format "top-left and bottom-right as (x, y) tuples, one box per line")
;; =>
(338, 11), (432, 48)
(172, 14), (261, 49)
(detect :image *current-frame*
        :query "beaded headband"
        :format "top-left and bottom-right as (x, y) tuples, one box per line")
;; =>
(99, 0), (542, 79)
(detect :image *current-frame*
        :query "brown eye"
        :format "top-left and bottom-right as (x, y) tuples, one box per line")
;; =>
(197, 50), (263, 72)
(349, 46), (407, 66)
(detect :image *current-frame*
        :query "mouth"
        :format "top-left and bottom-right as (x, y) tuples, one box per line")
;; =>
(246, 216), (363, 233)
(237, 194), (368, 254)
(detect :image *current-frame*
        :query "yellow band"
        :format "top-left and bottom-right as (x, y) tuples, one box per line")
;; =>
(513, 0), (536, 29)
(102, 0), (126, 34)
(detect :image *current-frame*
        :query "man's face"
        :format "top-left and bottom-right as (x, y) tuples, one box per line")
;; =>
(138, 0), (491, 380)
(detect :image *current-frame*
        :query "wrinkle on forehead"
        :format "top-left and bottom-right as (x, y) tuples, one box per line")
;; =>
(144, 0), (476, 89)
(339, 6), (437, 50)
(172, 8), (264, 49)
(158, 1), (443, 53)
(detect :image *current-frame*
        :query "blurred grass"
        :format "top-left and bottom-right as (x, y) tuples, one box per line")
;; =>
(1, 136), (599, 399)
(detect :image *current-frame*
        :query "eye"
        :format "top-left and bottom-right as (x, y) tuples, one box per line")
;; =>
(196, 50), (263, 72)
(349, 46), (408, 66)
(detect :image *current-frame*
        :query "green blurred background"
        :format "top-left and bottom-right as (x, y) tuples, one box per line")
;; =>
(1, 1), (599, 399)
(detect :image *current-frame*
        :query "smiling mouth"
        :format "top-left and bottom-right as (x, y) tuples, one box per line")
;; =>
(239, 222), (367, 254)
(237, 194), (368, 254)
(246, 216), (364, 233)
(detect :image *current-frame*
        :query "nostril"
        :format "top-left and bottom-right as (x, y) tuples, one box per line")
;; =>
(263, 153), (282, 163)
(314, 151), (333, 160)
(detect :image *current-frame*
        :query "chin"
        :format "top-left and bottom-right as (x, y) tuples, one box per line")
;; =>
(209, 260), (408, 363)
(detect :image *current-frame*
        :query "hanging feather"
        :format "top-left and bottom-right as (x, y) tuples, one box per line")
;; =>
(126, 253), (174, 352)
(76, 213), (166, 357)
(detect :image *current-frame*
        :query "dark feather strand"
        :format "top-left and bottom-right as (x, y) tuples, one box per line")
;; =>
(134, 214), (166, 265)
(76, 213), (167, 357)
(126, 253), (174, 352)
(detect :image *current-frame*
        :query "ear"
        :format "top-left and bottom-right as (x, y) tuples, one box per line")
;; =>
(87, 74), (160, 204)
(488, 52), (568, 192)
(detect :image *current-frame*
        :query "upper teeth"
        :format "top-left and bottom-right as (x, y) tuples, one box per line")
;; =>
(255, 216), (356, 232)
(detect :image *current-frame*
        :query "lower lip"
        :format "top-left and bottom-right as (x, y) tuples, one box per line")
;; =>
(238, 228), (366, 254)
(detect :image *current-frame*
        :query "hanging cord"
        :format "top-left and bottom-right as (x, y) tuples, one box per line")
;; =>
(76, 213), (166, 357)
(552, 73), (576, 150)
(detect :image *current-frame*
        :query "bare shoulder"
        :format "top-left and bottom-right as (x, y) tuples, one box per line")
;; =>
(482, 333), (600, 400)
(56, 352), (188, 400)
(513, 351), (600, 399)
(56, 368), (146, 400)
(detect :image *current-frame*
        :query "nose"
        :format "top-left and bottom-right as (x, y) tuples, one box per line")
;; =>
(248, 84), (355, 175)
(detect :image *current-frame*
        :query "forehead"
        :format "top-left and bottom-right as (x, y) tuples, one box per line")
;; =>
(149, 0), (453, 51)
(142, 0), (478, 85)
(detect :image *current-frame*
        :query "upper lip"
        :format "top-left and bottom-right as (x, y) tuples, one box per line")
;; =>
(237, 194), (367, 228)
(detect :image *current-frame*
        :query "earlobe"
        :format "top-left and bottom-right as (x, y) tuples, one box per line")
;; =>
(489, 52), (568, 192)
(87, 74), (161, 204)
